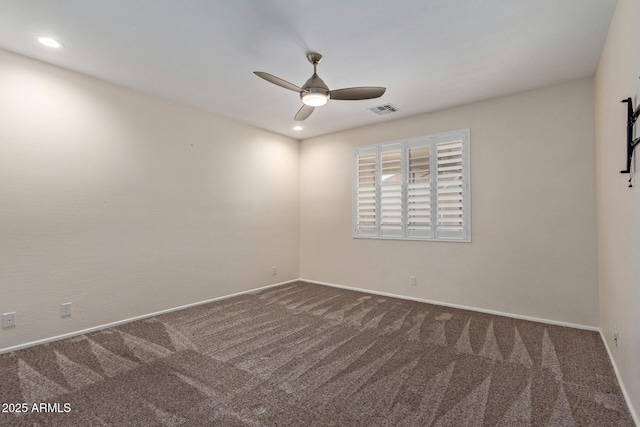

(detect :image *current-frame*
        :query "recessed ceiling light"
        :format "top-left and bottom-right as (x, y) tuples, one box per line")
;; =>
(293, 126), (303, 131)
(37, 37), (63, 48)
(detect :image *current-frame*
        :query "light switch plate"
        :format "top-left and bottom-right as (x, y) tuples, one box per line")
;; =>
(61, 303), (72, 317)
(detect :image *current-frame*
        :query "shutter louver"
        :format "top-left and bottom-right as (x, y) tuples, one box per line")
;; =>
(436, 139), (465, 238)
(355, 148), (377, 235)
(380, 146), (403, 236)
(407, 143), (431, 237)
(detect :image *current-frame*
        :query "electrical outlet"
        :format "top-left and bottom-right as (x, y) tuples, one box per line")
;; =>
(614, 327), (619, 348)
(410, 276), (417, 286)
(272, 266), (277, 276)
(3, 312), (16, 328)
(61, 302), (72, 317)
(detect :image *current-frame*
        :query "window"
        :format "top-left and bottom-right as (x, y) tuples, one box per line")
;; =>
(353, 129), (470, 241)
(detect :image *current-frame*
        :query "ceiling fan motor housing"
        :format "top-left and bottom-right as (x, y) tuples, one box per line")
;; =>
(300, 74), (330, 103)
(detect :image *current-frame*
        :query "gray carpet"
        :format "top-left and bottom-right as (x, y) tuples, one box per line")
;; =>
(0, 281), (634, 426)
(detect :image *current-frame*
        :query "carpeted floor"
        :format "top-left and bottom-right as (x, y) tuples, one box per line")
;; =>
(0, 281), (634, 426)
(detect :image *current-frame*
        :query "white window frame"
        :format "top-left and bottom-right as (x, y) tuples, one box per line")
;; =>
(353, 129), (471, 242)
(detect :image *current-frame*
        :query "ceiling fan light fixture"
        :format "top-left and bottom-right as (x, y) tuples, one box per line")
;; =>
(302, 92), (329, 107)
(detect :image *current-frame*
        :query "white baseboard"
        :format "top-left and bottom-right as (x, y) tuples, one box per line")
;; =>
(0, 279), (297, 355)
(300, 278), (600, 332)
(599, 330), (639, 427)
(1, 277), (600, 355)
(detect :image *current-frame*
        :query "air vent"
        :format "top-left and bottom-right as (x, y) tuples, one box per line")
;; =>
(368, 103), (399, 115)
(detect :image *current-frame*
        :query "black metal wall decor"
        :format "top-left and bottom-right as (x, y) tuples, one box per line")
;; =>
(621, 97), (640, 187)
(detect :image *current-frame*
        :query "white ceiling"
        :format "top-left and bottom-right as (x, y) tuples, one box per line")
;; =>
(0, 0), (617, 139)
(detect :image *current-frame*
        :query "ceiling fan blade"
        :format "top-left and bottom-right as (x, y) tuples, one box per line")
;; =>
(329, 86), (386, 100)
(294, 104), (314, 121)
(254, 72), (302, 92)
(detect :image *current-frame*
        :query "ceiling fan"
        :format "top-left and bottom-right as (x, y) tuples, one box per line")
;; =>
(254, 53), (386, 121)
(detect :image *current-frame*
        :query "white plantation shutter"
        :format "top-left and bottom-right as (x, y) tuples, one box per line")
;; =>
(435, 134), (467, 239)
(380, 144), (403, 237)
(407, 142), (432, 237)
(355, 146), (377, 236)
(354, 129), (469, 241)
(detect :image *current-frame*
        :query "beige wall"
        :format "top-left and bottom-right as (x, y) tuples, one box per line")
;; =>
(300, 78), (599, 327)
(594, 0), (640, 419)
(0, 49), (300, 351)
